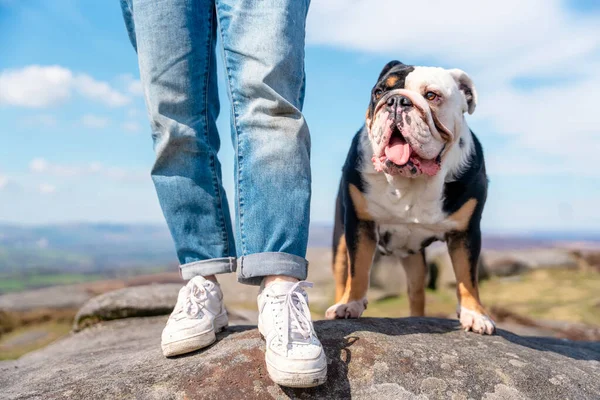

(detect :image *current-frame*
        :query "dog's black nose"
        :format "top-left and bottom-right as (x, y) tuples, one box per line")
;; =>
(387, 95), (413, 108)
(399, 96), (413, 107)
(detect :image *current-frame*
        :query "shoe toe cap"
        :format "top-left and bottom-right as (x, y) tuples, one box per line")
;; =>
(161, 318), (213, 343)
(266, 339), (326, 372)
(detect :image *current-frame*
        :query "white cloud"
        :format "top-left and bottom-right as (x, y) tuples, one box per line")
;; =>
(28, 158), (146, 182)
(118, 74), (144, 96)
(29, 158), (48, 173)
(127, 80), (143, 96)
(39, 183), (56, 194)
(480, 74), (600, 174)
(307, 1), (599, 69)
(89, 162), (103, 173)
(0, 65), (131, 108)
(103, 167), (145, 182)
(306, 0), (600, 176)
(0, 65), (72, 108)
(74, 75), (130, 107)
(122, 121), (141, 133)
(0, 175), (8, 190)
(80, 114), (110, 129)
(30, 158), (80, 177)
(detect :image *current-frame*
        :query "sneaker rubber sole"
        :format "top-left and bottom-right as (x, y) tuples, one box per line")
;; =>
(265, 361), (327, 388)
(162, 313), (228, 357)
(259, 331), (327, 388)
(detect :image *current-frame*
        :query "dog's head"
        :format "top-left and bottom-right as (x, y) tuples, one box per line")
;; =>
(366, 61), (477, 178)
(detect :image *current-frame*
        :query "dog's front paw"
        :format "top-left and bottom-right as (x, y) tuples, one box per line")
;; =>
(457, 306), (496, 335)
(325, 299), (368, 320)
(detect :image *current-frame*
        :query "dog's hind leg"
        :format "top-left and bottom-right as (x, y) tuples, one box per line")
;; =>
(401, 251), (427, 316)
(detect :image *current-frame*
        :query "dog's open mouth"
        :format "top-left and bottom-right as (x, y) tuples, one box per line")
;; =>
(385, 127), (411, 166)
(372, 125), (442, 177)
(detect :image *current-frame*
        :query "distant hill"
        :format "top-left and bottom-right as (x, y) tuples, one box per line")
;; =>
(308, 224), (600, 250)
(0, 223), (176, 274)
(1, 222), (598, 293)
(2, 223), (599, 273)
(0, 222), (336, 276)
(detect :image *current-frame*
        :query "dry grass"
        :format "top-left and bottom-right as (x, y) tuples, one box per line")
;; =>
(0, 308), (77, 335)
(480, 269), (600, 326)
(313, 269), (600, 327)
(0, 307), (78, 359)
(0, 321), (72, 360)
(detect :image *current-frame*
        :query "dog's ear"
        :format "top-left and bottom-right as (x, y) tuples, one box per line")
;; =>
(449, 69), (477, 115)
(377, 60), (403, 81)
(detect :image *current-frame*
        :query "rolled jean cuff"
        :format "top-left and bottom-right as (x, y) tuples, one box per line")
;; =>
(237, 252), (308, 286)
(180, 257), (237, 280)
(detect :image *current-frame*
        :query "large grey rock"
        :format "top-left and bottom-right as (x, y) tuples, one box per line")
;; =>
(1, 317), (598, 400)
(483, 249), (580, 273)
(0, 286), (93, 312)
(73, 284), (182, 331)
(72, 284), (260, 332)
(427, 245), (584, 285)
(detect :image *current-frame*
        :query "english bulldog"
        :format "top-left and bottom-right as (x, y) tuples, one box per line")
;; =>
(325, 61), (495, 335)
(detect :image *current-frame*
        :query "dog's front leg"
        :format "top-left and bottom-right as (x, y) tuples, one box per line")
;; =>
(448, 231), (495, 335)
(325, 184), (376, 319)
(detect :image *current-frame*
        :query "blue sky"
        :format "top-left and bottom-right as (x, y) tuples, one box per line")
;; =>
(1, 0), (599, 234)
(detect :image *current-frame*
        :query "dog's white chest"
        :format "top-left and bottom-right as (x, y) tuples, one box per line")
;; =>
(364, 173), (456, 256)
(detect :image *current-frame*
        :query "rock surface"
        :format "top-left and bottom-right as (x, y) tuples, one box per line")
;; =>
(1, 316), (599, 400)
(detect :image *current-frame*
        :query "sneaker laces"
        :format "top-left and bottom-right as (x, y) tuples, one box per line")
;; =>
(271, 281), (315, 347)
(183, 281), (217, 319)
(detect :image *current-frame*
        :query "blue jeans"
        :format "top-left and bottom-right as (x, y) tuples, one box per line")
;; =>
(121, 0), (311, 285)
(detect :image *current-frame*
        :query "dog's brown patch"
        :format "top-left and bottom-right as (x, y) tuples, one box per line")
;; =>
(448, 237), (487, 315)
(333, 235), (349, 303)
(349, 184), (373, 221)
(385, 75), (399, 87)
(339, 226), (376, 303)
(448, 198), (477, 232)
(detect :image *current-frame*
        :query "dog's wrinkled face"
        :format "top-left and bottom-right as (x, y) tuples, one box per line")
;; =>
(366, 61), (477, 178)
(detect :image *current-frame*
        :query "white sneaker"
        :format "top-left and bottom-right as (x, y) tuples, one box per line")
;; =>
(257, 281), (327, 388)
(161, 276), (228, 357)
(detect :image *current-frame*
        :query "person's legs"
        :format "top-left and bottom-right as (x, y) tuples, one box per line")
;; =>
(215, 0), (311, 286)
(121, 0), (236, 278)
(121, 0), (233, 357)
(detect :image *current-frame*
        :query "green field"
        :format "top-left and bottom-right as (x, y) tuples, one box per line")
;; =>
(0, 273), (106, 294)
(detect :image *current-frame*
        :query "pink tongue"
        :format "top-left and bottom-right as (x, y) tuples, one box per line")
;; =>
(385, 136), (411, 166)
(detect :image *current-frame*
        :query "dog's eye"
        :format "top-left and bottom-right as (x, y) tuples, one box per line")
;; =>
(425, 91), (438, 101)
(374, 89), (383, 98)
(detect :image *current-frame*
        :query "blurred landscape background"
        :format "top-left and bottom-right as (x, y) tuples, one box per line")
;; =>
(1, 0), (600, 360)
(1, 223), (599, 360)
